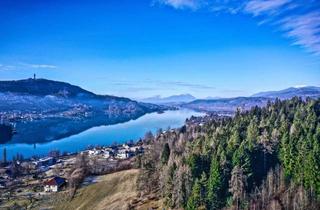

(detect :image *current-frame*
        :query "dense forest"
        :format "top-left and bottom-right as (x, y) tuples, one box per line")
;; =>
(137, 97), (320, 210)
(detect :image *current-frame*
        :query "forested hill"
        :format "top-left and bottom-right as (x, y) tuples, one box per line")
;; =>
(137, 97), (320, 210)
(0, 78), (166, 143)
(0, 78), (129, 100)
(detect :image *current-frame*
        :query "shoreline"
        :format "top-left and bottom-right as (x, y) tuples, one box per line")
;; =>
(1, 109), (204, 161)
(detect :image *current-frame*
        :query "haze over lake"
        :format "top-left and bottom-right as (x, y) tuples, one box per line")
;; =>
(2, 109), (205, 160)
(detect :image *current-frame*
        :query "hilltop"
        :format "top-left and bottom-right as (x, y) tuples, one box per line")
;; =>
(0, 78), (131, 101)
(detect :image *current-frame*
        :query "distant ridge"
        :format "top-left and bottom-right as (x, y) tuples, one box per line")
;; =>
(139, 94), (196, 104)
(251, 86), (320, 99)
(183, 96), (269, 113)
(183, 86), (320, 113)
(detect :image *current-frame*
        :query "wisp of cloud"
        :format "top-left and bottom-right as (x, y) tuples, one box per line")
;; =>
(155, 0), (320, 56)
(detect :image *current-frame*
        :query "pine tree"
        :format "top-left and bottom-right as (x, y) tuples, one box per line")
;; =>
(161, 143), (170, 165)
(187, 178), (202, 210)
(246, 117), (259, 151)
(199, 172), (208, 206)
(227, 128), (241, 156)
(207, 156), (223, 210)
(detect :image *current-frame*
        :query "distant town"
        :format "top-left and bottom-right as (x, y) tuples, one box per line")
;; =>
(0, 104), (92, 124)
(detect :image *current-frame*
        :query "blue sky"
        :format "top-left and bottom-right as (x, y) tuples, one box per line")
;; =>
(0, 0), (319, 98)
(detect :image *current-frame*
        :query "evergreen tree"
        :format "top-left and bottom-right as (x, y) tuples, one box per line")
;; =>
(187, 178), (202, 210)
(207, 156), (223, 209)
(246, 117), (259, 151)
(161, 143), (170, 165)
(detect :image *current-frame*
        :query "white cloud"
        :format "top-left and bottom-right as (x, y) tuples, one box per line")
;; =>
(20, 62), (58, 69)
(111, 79), (216, 90)
(155, 0), (205, 10)
(280, 12), (320, 55)
(244, 0), (292, 16)
(28, 64), (57, 69)
(154, 0), (320, 55)
(294, 84), (308, 88)
(0, 62), (58, 71)
(0, 65), (16, 71)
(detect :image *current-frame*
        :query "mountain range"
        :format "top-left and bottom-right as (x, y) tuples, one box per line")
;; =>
(139, 94), (196, 105)
(138, 86), (320, 113)
(182, 86), (320, 113)
(251, 86), (320, 99)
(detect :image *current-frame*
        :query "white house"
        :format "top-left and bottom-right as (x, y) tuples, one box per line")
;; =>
(102, 150), (113, 158)
(88, 149), (101, 156)
(122, 144), (130, 150)
(44, 176), (66, 192)
(117, 149), (130, 159)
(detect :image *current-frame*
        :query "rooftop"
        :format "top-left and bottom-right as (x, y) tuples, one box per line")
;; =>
(44, 176), (66, 187)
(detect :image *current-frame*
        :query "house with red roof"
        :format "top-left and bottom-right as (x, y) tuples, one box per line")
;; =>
(43, 176), (66, 192)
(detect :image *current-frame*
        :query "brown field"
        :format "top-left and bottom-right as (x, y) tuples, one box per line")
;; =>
(55, 169), (140, 210)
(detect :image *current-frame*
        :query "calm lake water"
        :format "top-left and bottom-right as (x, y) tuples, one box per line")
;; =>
(1, 109), (205, 160)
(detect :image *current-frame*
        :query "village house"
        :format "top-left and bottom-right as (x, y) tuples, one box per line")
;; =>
(122, 144), (130, 150)
(128, 145), (144, 154)
(33, 157), (55, 168)
(102, 150), (113, 158)
(88, 149), (101, 156)
(116, 149), (133, 159)
(43, 176), (66, 192)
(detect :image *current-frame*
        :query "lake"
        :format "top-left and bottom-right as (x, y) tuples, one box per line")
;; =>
(1, 109), (205, 160)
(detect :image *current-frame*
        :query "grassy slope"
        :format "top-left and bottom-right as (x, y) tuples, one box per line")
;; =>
(55, 169), (140, 210)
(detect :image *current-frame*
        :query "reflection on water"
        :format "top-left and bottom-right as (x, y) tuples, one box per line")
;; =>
(0, 124), (13, 144)
(2, 109), (205, 160)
